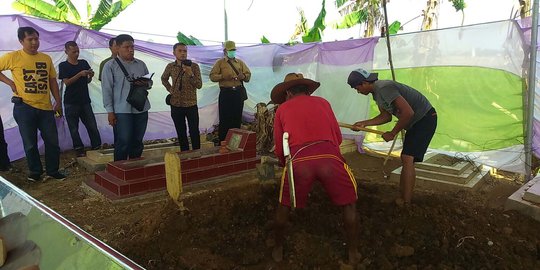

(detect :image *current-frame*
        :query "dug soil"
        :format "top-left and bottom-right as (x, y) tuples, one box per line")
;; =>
(2, 151), (540, 269)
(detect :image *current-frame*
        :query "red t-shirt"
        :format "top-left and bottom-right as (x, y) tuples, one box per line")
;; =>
(273, 95), (342, 165)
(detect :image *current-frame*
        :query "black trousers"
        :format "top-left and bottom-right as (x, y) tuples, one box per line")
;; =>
(171, 105), (200, 151)
(0, 115), (10, 169)
(218, 87), (244, 142)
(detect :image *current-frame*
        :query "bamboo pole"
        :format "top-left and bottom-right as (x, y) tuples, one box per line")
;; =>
(338, 122), (385, 135)
(382, 0), (399, 165)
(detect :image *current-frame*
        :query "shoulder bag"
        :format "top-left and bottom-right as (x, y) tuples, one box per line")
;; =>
(226, 60), (248, 101)
(115, 57), (149, 111)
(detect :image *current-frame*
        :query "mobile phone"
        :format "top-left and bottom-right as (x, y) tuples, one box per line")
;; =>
(181, 59), (192, 66)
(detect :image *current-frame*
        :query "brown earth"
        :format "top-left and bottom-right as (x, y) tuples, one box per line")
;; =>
(1, 150), (540, 269)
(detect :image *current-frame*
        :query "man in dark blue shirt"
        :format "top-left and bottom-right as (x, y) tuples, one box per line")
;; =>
(58, 41), (102, 157)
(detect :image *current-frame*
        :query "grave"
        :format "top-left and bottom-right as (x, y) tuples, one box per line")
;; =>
(77, 137), (214, 172)
(83, 129), (259, 201)
(389, 153), (490, 191)
(505, 175), (540, 222)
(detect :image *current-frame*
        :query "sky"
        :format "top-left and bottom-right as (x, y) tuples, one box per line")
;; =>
(0, 0), (521, 45)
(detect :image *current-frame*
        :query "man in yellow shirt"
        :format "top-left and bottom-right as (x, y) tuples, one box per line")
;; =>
(0, 27), (65, 182)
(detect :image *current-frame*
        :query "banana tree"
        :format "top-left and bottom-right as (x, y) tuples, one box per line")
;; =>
(289, 0), (327, 43)
(334, 0), (384, 37)
(421, 0), (438, 30)
(12, 0), (134, 31)
(450, 0), (466, 26)
(176, 31), (202, 46)
(519, 0), (531, 18)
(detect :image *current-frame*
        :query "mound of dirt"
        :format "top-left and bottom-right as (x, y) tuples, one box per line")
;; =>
(2, 151), (539, 269)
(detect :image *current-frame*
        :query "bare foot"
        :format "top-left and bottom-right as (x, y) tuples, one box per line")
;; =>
(272, 245), (283, 262)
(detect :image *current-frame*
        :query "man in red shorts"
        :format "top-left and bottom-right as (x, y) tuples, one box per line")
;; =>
(270, 73), (359, 264)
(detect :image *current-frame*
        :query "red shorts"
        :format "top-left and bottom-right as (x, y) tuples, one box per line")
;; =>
(279, 141), (358, 208)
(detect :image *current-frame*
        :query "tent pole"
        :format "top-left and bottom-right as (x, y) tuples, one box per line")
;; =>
(224, 0), (229, 41)
(526, 0), (539, 181)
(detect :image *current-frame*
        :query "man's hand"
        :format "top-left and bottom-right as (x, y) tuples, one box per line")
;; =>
(108, 112), (117, 126)
(78, 70), (92, 77)
(183, 66), (193, 77)
(87, 69), (94, 79)
(133, 80), (148, 86)
(237, 73), (246, 81)
(382, 131), (397, 142)
(53, 103), (61, 113)
(354, 121), (367, 127)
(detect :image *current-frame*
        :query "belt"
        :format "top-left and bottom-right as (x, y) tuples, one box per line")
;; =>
(220, 86), (242, 91)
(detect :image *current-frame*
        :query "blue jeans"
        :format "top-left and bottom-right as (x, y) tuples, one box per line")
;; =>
(113, 112), (148, 161)
(13, 102), (60, 176)
(0, 115), (10, 169)
(64, 103), (102, 150)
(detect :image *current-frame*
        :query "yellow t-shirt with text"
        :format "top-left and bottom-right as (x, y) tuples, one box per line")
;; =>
(0, 50), (56, 110)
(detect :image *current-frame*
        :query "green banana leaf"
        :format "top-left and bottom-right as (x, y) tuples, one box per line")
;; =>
(87, 0), (91, 20)
(334, 0), (349, 8)
(387, 20), (401, 35)
(300, 10), (308, 34)
(302, 0), (326, 43)
(332, 10), (367, 29)
(176, 31), (202, 46)
(89, 0), (134, 30)
(13, 0), (134, 30)
(55, 0), (81, 22)
(189, 35), (203, 46)
(261, 35), (270, 43)
(12, 0), (69, 23)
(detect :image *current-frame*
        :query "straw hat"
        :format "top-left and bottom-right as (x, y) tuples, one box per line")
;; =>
(270, 73), (320, 104)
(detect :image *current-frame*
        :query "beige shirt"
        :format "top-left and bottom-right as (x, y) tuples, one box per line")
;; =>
(161, 61), (202, 107)
(209, 57), (251, 88)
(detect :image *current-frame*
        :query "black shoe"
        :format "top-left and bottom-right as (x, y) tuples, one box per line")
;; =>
(27, 174), (41, 182)
(47, 172), (66, 181)
(91, 145), (101, 150)
(75, 148), (85, 157)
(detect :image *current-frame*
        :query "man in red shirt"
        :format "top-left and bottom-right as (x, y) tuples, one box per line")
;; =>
(271, 73), (359, 264)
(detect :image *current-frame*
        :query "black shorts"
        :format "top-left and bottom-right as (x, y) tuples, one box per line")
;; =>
(402, 107), (437, 162)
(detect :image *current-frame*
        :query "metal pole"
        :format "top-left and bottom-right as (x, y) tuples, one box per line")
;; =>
(224, 0), (229, 41)
(526, 0), (539, 181)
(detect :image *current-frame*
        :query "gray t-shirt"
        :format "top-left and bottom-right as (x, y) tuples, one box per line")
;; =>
(372, 80), (432, 130)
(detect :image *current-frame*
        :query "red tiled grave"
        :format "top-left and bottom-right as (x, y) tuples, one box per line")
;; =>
(86, 129), (260, 200)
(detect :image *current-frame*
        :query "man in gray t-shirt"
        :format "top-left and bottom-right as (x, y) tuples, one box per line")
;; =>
(347, 68), (437, 205)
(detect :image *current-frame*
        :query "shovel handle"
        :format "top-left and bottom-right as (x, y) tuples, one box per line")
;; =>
(338, 122), (385, 135)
